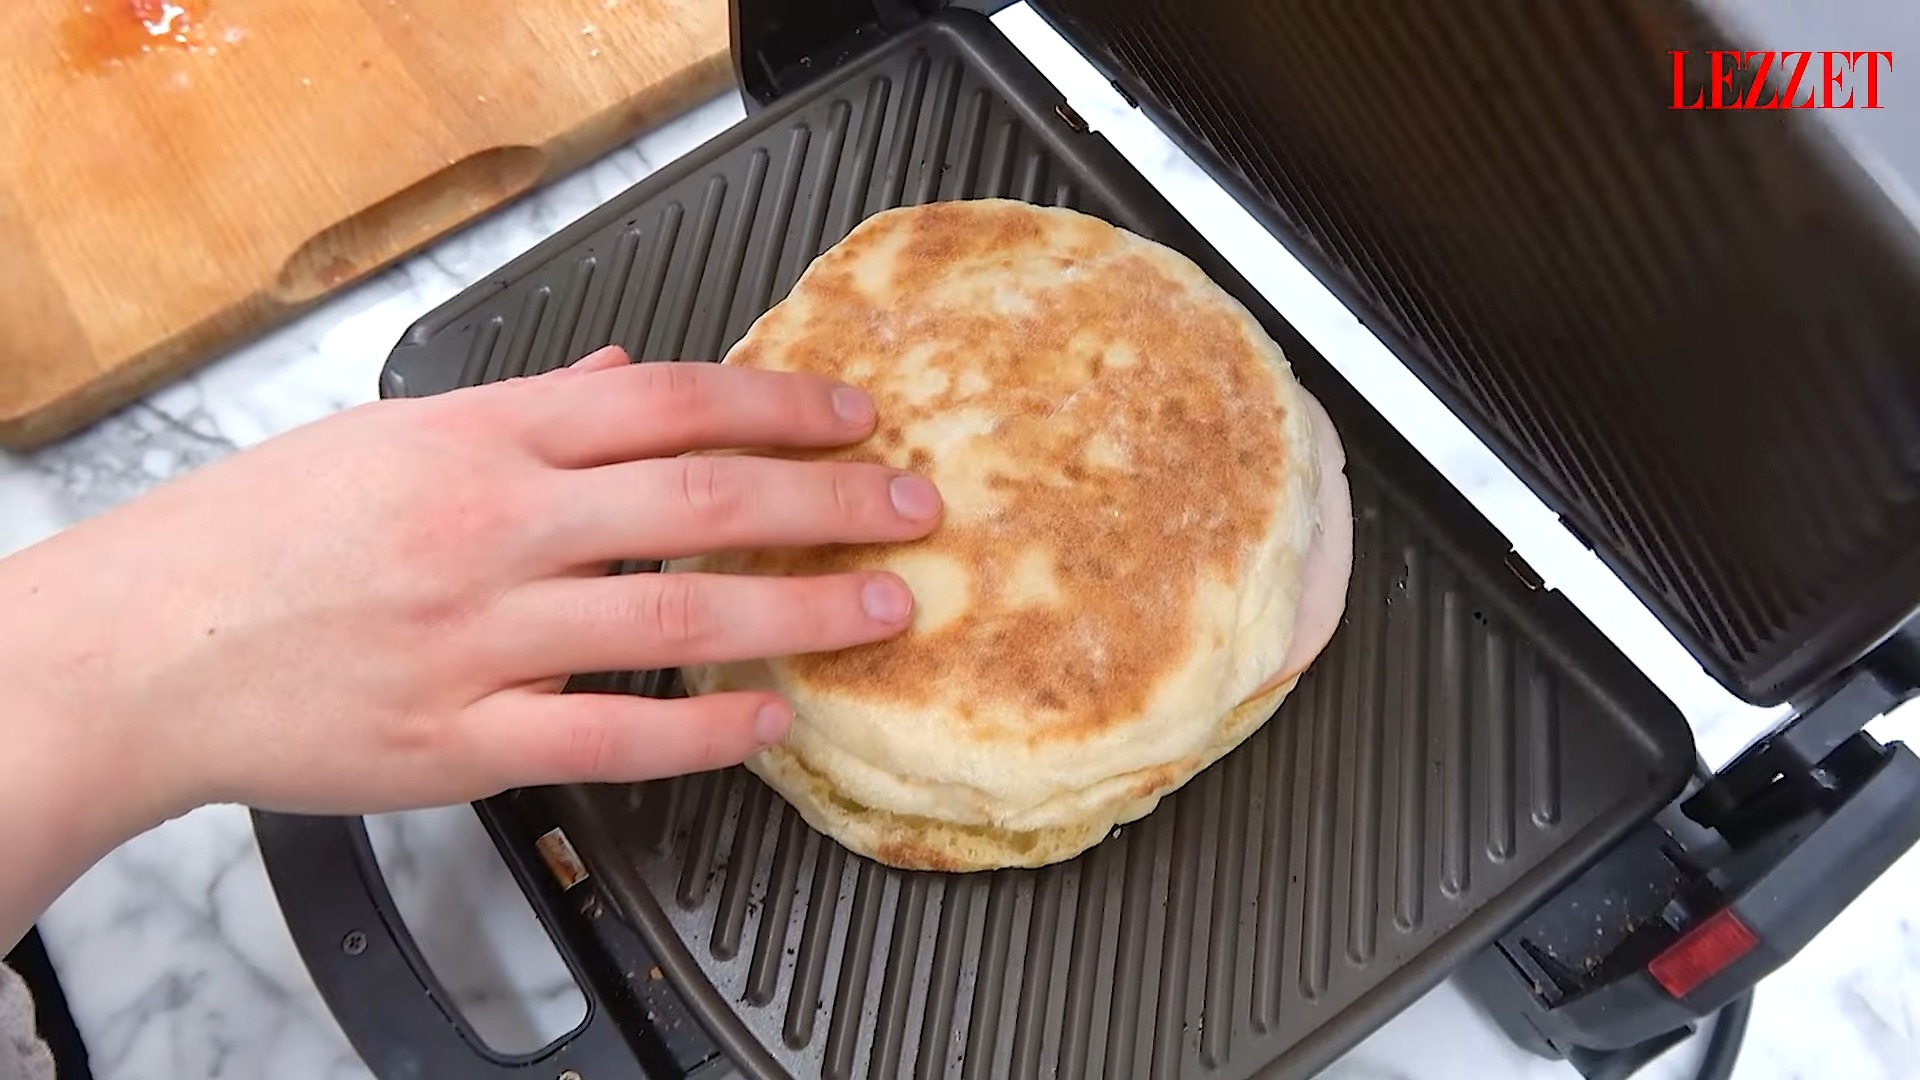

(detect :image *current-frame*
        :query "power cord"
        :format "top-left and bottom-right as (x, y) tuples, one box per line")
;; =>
(1693, 991), (1752, 1080)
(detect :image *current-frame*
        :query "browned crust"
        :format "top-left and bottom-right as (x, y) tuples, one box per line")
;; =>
(696, 200), (1296, 746)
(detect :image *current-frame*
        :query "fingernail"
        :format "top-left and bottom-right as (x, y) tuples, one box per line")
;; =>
(832, 385), (875, 425)
(888, 474), (941, 520)
(861, 576), (913, 623)
(567, 346), (627, 372)
(755, 701), (791, 744)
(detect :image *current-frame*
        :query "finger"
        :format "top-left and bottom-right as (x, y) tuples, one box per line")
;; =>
(486, 570), (915, 681)
(550, 455), (942, 565)
(516, 360), (878, 467)
(548, 344), (632, 378)
(468, 688), (791, 786)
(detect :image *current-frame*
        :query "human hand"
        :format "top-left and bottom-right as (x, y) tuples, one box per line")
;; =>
(0, 346), (943, 827)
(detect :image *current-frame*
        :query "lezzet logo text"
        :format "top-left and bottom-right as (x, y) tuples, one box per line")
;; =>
(1670, 50), (1893, 109)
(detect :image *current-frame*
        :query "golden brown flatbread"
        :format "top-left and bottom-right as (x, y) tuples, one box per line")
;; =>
(672, 199), (1351, 871)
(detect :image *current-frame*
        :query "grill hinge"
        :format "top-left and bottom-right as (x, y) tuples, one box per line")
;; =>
(1686, 620), (1920, 841)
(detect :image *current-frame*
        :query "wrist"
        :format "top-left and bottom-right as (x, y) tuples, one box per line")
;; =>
(0, 652), (157, 949)
(0, 541), (195, 843)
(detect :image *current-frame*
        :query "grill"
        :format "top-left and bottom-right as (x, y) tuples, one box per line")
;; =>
(253, 3), (1920, 1079)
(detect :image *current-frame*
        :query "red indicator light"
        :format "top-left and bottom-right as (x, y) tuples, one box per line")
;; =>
(1648, 908), (1758, 998)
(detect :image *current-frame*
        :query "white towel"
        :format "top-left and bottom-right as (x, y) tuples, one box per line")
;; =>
(0, 965), (53, 1080)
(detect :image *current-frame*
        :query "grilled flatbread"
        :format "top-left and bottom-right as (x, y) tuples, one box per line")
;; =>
(672, 199), (1352, 871)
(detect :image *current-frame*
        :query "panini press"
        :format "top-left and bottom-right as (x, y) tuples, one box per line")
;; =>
(253, 1), (1920, 1077)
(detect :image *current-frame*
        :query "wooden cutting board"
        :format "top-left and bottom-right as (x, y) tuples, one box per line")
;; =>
(0, 0), (730, 448)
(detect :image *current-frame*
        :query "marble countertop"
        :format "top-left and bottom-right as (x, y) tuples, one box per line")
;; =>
(4, 7), (1917, 1079)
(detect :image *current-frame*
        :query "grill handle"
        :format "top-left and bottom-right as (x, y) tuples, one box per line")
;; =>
(252, 809), (667, 1080)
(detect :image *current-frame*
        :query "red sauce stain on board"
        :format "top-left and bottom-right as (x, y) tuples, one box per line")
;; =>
(59, 0), (235, 73)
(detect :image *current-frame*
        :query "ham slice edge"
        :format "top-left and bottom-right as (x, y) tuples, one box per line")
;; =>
(1242, 388), (1354, 703)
